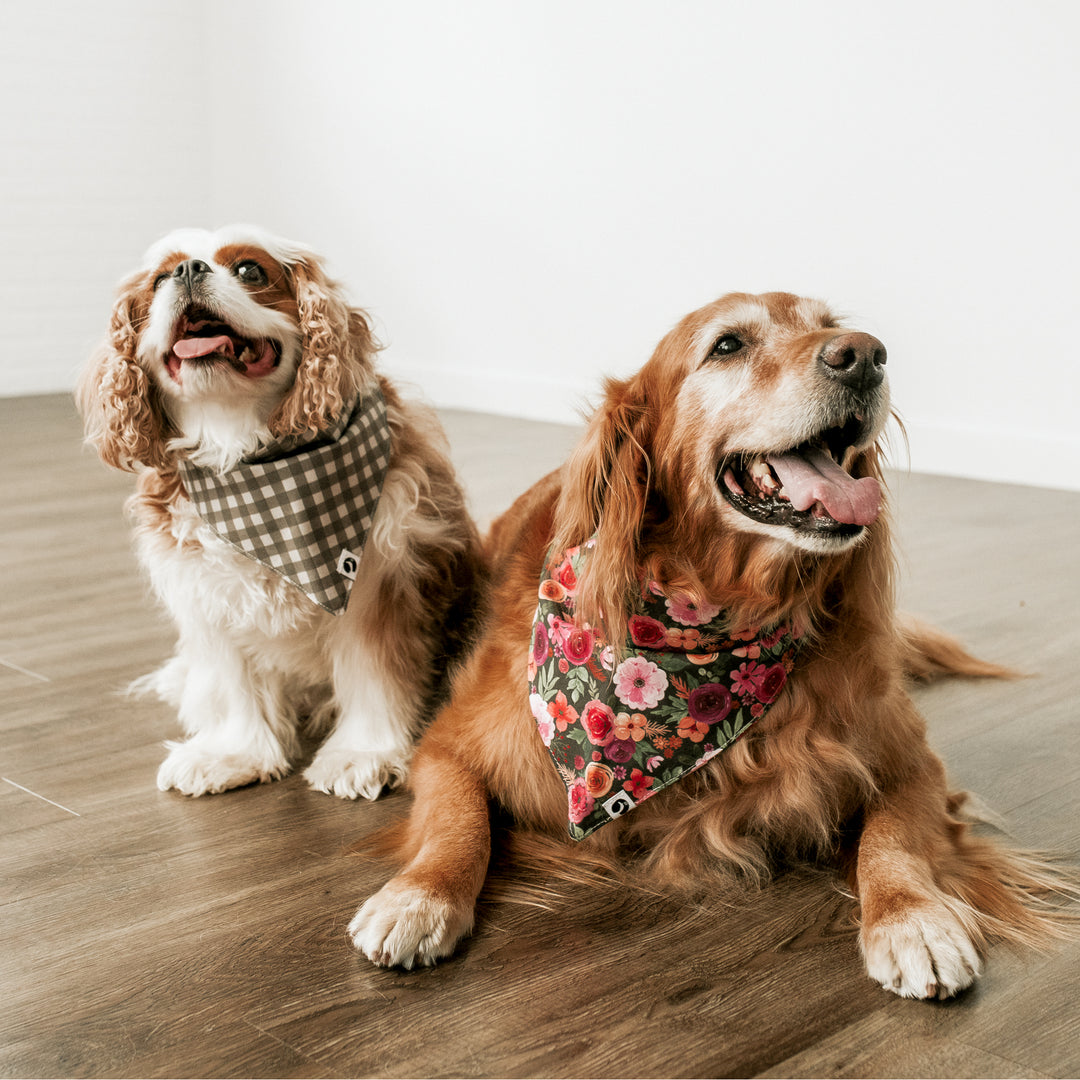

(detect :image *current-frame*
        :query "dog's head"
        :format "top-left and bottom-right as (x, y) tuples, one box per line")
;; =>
(554, 291), (892, 633)
(78, 225), (377, 473)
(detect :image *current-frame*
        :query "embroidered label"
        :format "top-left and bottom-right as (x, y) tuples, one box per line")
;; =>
(528, 541), (803, 840)
(336, 548), (360, 580)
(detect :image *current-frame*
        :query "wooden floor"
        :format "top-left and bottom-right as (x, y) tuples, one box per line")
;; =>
(2, 393), (1077, 1080)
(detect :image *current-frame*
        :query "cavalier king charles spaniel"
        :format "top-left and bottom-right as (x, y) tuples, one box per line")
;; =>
(79, 226), (482, 799)
(350, 291), (1072, 997)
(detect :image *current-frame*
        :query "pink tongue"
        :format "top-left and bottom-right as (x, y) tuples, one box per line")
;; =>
(766, 446), (881, 526)
(172, 334), (234, 360)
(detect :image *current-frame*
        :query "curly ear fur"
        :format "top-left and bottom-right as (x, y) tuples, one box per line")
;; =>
(268, 255), (378, 438)
(551, 373), (654, 641)
(77, 273), (171, 472)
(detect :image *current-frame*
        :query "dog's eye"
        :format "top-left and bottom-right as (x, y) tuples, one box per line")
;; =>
(234, 260), (268, 286)
(152, 273), (169, 292)
(711, 335), (744, 358)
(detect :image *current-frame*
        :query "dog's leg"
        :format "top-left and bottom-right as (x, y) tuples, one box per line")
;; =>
(303, 640), (416, 800)
(156, 631), (295, 796)
(855, 754), (983, 999)
(348, 741), (491, 968)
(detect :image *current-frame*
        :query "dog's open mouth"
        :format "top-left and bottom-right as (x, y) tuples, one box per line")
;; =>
(719, 418), (881, 537)
(165, 306), (280, 384)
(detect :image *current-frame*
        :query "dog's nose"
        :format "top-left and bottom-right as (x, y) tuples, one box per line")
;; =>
(172, 259), (212, 286)
(818, 332), (887, 392)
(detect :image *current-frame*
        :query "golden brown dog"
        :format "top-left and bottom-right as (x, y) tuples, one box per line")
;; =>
(350, 290), (1066, 998)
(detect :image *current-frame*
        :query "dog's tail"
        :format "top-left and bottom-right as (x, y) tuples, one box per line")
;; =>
(898, 613), (1019, 681)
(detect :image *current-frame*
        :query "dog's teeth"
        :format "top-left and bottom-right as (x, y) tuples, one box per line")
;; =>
(748, 459), (779, 496)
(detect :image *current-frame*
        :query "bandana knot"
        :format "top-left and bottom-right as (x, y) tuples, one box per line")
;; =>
(528, 540), (804, 839)
(177, 389), (391, 614)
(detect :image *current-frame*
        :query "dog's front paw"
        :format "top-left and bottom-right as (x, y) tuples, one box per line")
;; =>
(304, 748), (409, 800)
(348, 879), (474, 969)
(157, 739), (290, 796)
(861, 902), (982, 999)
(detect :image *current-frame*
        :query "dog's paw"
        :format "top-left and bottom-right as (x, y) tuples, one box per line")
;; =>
(157, 739), (289, 796)
(861, 902), (982, 999)
(348, 879), (474, 969)
(303, 747), (409, 800)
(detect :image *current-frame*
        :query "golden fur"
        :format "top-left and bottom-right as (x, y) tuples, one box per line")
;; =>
(351, 291), (1072, 997)
(78, 226), (483, 799)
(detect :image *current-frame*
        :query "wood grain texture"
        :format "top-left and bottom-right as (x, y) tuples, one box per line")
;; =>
(1, 394), (1077, 1079)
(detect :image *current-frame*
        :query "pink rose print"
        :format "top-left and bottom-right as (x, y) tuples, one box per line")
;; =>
(628, 615), (667, 648)
(561, 625), (595, 665)
(547, 690), (579, 732)
(554, 557), (578, 595)
(581, 700), (617, 746)
(568, 778), (595, 823)
(532, 621), (550, 666)
(665, 594), (722, 627)
(613, 656), (668, 709)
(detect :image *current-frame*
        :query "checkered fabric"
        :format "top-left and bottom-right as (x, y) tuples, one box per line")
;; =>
(177, 389), (391, 615)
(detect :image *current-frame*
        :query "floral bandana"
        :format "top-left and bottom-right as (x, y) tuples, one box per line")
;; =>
(177, 389), (391, 615)
(528, 541), (804, 840)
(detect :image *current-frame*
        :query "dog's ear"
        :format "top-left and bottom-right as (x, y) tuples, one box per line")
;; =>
(268, 254), (376, 438)
(553, 373), (653, 638)
(77, 273), (171, 472)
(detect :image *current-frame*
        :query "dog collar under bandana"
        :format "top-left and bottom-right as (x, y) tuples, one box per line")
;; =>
(177, 389), (392, 615)
(528, 541), (803, 839)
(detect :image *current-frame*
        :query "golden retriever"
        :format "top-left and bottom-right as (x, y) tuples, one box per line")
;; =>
(350, 290), (1068, 998)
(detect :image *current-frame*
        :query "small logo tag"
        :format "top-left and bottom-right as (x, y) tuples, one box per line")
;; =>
(602, 790), (636, 819)
(336, 549), (359, 580)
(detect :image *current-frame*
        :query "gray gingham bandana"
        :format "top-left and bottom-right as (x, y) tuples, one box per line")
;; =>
(177, 390), (391, 615)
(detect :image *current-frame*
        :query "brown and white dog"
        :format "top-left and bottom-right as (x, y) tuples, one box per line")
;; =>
(350, 290), (1069, 997)
(79, 226), (482, 799)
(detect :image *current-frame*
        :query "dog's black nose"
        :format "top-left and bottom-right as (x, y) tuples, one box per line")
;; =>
(818, 332), (887, 392)
(172, 259), (212, 286)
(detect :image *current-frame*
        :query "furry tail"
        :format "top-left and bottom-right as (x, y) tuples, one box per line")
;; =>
(898, 613), (1019, 681)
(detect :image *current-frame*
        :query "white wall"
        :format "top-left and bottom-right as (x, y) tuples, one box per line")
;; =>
(0, 2), (210, 395)
(4, 1), (1078, 490)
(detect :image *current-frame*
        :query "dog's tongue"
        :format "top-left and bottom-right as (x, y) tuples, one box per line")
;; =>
(766, 446), (881, 526)
(172, 335), (234, 360)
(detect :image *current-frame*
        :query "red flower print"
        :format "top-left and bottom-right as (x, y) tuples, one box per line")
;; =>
(574, 755), (586, 770)
(568, 778), (595, 824)
(558, 657), (569, 674)
(623, 768), (654, 800)
(603, 737), (636, 764)
(532, 621), (550, 666)
(628, 615), (667, 648)
(547, 690), (579, 732)
(555, 557), (578, 594)
(755, 662), (787, 703)
(562, 625), (595, 665)
(581, 700), (617, 746)
(687, 682), (732, 725)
